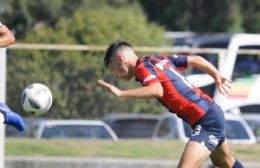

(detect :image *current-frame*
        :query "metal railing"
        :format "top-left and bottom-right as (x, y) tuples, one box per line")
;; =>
(8, 43), (260, 55)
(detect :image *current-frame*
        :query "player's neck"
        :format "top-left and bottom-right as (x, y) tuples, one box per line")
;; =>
(132, 54), (139, 68)
(127, 54), (139, 75)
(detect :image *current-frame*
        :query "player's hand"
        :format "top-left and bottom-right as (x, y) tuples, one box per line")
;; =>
(215, 75), (232, 95)
(98, 79), (123, 97)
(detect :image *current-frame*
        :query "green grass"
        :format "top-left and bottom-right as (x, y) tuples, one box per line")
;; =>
(5, 138), (260, 161)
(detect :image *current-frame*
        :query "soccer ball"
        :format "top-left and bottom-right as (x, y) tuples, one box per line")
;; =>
(21, 83), (52, 115)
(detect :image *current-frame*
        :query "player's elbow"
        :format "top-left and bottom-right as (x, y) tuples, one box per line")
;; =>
(8, 34), (16, 45)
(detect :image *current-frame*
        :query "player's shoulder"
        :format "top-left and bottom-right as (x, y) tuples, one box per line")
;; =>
(149, 54), (169, 60)
(136, 55), (168, 70)
(135, 57), (156, 74)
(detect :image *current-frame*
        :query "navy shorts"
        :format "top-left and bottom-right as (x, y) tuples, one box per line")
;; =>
(190, 103), (226, 152)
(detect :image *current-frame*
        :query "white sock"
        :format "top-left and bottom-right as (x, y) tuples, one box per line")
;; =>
(0, 113), (5, 123)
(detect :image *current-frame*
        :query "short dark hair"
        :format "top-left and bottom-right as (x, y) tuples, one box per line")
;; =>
(104, 40), (132, 68)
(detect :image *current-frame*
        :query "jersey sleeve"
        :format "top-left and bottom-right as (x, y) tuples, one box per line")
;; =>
(168, 55), (188, 71)
(135, 62), (159, 86)
(0, 22), (3, 28)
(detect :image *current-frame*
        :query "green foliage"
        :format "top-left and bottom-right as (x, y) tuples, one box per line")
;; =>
(241, 0), (260, 33)
(139, 0), (260, 33)
(227, 2), (244, 33)
(7, 8), (165, 118)
(2, 0), (260, 35)
(1, 0), (140, 38)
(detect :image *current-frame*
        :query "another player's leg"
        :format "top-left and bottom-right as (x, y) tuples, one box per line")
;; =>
(210, 139), (244, 168)
(0, 103), (24, 131)
(177, 140), (211, 168)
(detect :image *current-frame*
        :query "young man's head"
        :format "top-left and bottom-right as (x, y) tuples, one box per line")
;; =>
(104, 40), (138, 81)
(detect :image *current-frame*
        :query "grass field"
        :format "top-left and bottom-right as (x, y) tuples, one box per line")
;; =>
(5, 138), (260, 161)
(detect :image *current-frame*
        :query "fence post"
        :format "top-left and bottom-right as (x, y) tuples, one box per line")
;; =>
(0, 48), (6, 168)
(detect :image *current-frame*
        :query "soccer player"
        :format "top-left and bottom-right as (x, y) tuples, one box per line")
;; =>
(0, 22), (24, 131)
(98, 40), (244, 168)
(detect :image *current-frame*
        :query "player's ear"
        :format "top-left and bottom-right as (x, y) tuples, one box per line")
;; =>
(118, 54), (125, 63)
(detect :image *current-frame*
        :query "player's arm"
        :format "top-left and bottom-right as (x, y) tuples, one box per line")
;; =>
(0, 23), (16, 47)
(187, 56), (231, 95)
(98, 79), (163, 98)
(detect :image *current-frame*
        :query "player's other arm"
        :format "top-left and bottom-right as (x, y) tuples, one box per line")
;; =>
(0, 24), (16, 47)
(188, 56), (220, 79)
(187, 56), (231, 95)
(98, 79), (163, 99)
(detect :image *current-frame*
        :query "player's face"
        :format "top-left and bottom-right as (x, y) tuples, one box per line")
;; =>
(109, 56), (133, 81)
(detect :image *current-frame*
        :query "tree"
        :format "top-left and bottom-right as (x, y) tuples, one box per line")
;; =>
(1, 0), (140, 38)
(241, 0), (260, 33)
(139, 0), (259, 33)
(7, 7), (165, 119)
